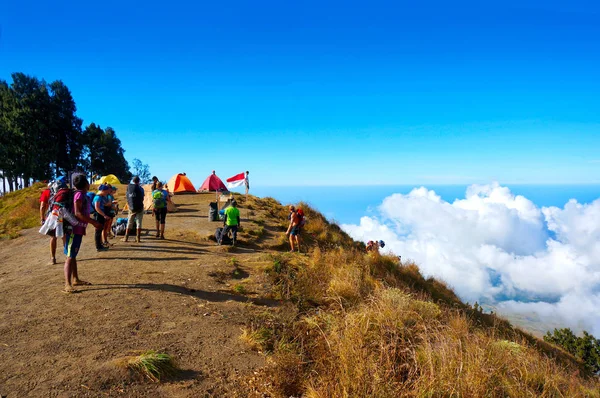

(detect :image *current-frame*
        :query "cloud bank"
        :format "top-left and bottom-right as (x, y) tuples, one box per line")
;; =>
(342, 183), (600, 335)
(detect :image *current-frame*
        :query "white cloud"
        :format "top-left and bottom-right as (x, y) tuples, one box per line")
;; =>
(342, 183), (600, 335)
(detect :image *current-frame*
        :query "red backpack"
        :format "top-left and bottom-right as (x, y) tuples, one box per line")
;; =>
(296, 208), (305, 227)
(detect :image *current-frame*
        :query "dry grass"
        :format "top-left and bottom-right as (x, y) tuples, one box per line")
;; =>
(243, 215), (600, 397)
(0, 183), (45, 239)
(114, 350), (178, 382)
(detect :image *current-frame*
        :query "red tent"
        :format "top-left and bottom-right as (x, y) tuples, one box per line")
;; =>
(198, 171), (227, 192)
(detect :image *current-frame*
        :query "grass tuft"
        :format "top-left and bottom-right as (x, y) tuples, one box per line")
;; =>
(124, 350), (177, 382)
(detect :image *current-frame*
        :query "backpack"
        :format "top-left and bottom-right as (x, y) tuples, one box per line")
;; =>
(296, 208), (306, 228)
(87, 191), (96, 214)
(127, 184), (144, 212)
(215, 227), (233, 245)
(50, 188), (76, 232)
(152, 190), (166, 209)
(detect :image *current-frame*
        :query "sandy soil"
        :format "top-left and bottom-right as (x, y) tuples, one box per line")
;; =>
(0, 193), (285, 397)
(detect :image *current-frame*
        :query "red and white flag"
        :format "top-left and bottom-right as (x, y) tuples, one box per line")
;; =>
(226, 172), (245, 189)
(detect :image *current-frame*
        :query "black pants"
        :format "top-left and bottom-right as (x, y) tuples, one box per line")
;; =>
(220, 225), (238, 245)
(154, 207), (167, 224)
(94, 213), (106, 249)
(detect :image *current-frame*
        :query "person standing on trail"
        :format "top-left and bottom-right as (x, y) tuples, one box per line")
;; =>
(219, 200), (240, 246)
(40, 181), (58, 264)
(123, 176), (145, 243)
(102, 185), (118, 243)
(92, 184), (111, 252)
(286, 205), (302, 252)
(152, 181), (171, 239)
(244, 171), (250, 195)
(64, 175), (102, 293)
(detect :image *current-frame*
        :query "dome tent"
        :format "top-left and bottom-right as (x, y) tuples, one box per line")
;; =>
(167, 173), (196, 194)
(198, 171), (227, 192)
(93, 174), (121, 185)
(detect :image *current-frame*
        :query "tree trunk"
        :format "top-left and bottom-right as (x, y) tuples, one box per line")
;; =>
(1, 170), (5, 194)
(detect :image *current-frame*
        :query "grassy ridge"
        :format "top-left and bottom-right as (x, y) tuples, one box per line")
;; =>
(240, 202), (600, 397)
(0, 183), (45, 239)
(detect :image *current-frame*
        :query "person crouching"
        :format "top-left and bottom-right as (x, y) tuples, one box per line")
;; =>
(218, 200), (240, 246)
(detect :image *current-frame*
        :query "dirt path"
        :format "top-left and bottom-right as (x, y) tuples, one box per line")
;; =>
(0, 193), (283, 397)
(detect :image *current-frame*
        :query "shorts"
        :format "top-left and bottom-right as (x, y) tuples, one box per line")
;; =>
(154, 207), (167, 224)
(290, 226), (300, 236)
(127, 211), (144, 230)
(64, 233), (83, 259)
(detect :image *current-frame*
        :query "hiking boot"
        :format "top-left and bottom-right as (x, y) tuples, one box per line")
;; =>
(96, 247), (109, 252)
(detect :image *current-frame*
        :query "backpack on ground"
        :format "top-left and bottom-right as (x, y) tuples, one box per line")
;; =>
(214, 227), (233, 245)
(112, 218), (136, 236)
(152, 190), (166, 209)
(208, 202), (218, 222)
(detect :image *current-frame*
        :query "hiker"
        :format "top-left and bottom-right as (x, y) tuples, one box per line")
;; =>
(151, 176), (159, 191)
(218, 200), (240, 246)
(64, 175), (102, 293)
(102, 185), (118, 243)
(40, 181), (59, 264)
(366, 240), (385, 253)
(92, 184), (112, 251)
(123, 176), (145, 243)
(245, 171), (250, 195)
(152, 181), (171, 239)
(286, 205), (302, 252)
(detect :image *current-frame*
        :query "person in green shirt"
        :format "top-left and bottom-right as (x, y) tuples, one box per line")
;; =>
(219, 200), (240, 246)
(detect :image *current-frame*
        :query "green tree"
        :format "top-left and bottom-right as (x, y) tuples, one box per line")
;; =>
(544, 328), (600, 374)
(1, 73), (55, 187)
(0, 79), (17, 191)
(81, 124), (132, 183)
(131, 158), (151, 183)
(48, 80), (83, 176)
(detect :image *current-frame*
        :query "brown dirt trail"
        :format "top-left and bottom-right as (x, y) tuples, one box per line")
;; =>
(0, 192), (284, 397)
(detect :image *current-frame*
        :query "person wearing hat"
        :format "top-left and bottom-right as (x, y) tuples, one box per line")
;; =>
(102, 185), (118, 245)
(93, 184), (111, 252)
(63, 175), (103, 293)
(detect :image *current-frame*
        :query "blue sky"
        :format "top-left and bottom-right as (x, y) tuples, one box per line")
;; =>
(1, 0), (599, 186)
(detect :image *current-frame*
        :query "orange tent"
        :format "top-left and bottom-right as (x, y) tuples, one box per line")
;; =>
(167, 173), (196, 194)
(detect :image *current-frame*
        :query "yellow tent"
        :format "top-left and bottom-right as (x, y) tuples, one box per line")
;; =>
(93, 174), (121, 185)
